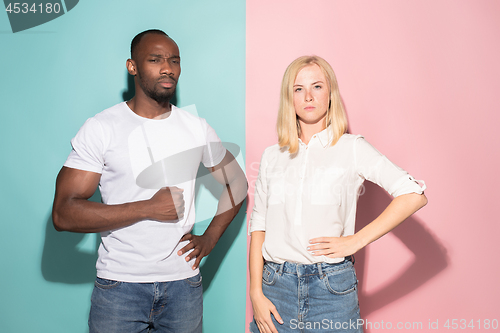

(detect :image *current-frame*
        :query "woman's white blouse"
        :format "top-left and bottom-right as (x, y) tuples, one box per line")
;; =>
(249, 131), (426, 264)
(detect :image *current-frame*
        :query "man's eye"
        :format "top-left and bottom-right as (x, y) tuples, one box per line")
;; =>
(149, 59), (160, 63)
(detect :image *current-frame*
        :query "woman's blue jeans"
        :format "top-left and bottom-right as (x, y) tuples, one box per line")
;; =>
(88, 273), (203, 333)
(250, 259), (363, 333)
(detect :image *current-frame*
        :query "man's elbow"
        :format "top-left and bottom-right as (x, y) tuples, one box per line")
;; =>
(52, 208), (69, 232)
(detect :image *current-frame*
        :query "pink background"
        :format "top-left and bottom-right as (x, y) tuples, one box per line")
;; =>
(246, 0), (500, 331)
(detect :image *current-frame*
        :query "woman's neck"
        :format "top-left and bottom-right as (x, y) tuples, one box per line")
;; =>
(299, 121), (325, 145)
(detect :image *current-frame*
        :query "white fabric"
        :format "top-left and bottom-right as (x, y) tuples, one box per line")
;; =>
(249, 130), (426, 264)
(64, 102), (226, 282)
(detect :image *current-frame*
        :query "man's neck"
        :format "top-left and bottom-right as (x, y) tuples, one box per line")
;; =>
(126, 96), (172, 120)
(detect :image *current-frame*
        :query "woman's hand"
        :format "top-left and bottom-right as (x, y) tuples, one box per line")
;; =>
(308, 235), (362, 258)
(250, 291), (283, 333)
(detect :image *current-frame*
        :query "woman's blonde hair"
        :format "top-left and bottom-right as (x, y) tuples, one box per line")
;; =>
(277, 55), (348, 154)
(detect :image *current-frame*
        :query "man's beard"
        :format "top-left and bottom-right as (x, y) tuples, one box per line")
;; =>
(138, 75), (176, 104)
(147, 87), (175, 104)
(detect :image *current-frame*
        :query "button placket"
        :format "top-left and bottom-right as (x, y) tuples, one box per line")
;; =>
(294, 144), (309, 226)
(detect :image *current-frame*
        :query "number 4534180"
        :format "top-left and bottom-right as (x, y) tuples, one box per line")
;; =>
(444, 319), (498, 330)
(5, 3), (61, 14)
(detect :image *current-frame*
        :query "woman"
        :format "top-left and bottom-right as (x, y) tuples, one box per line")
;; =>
(249, 56), (427, 333)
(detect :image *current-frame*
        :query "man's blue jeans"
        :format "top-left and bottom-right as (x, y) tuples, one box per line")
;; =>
(88, 273), (203, 333)
(250, 260), (363, 333)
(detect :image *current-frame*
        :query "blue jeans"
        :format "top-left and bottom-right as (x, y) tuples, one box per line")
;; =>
(88, 273), (203, 333)
(250, 260), (363, 333)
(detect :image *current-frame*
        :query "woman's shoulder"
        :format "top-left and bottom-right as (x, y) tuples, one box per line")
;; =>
(337, 133), (365, 146)
(260, 143), (282, 159)
(256, 143), (288, 165)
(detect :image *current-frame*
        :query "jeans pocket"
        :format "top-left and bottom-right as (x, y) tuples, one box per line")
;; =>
(185, 273), (203, 287)
(323, 265), (357, 295)
(94, 277), (121, 290)
(262, 263), (278, 286)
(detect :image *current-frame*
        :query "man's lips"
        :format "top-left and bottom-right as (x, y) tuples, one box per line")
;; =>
(159, 82), (175, 88)
(158, 78), (176, 88)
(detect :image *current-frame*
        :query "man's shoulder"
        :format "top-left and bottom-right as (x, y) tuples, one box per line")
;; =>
(172, 105), (207, 123)
(92, 102), (128, 122)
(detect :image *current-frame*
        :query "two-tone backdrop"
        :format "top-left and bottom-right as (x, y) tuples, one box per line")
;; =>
(1, 1), (499, 332)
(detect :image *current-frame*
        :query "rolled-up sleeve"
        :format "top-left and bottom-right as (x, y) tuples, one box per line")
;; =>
(248, 149), (269, 234)
(354, 136), (426, 197)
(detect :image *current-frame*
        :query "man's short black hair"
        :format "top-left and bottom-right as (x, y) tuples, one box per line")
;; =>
(131, 29), (169, 60)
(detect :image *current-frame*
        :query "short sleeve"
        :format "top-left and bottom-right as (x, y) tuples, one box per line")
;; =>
(64, 117), (105, 174)
(248, 149), (269, 234)
(354, 136), (426, 197)
(201, 121), (226, 168)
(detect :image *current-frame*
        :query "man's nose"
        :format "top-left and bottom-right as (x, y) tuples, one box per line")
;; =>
(160, 61), (172, 75)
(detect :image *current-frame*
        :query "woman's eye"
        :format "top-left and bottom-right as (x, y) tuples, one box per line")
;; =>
(295, 88), (302, 92)
(314, 85), (322, 89)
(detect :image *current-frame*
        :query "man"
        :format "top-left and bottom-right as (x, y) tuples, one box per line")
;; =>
(52, 29), (247, 333)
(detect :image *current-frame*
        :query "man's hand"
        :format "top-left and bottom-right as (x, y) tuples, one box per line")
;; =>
(148, 186), (185, 222)
(177, 233), (217, 269)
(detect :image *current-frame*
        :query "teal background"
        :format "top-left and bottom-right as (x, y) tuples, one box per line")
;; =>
(0, 1), (246, 332)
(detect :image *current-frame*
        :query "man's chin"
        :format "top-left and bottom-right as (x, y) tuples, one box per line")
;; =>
(150, 91), (175, 105)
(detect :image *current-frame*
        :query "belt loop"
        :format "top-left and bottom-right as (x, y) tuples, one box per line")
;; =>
(278, 262), (284, 275)
(317, 262), (323, 278)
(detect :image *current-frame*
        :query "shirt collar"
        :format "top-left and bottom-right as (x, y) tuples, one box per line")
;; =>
(298, 127), (335, 148)
(316, 127), (333, 148)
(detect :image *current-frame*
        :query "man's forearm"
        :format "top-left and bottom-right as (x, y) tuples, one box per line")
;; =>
(53, 198), (150, 233)
(203, 178), (247, 241)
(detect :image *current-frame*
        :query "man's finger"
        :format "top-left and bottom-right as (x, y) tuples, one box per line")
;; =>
(178, 242), (194, 255)
(193, 256), (202, 269)
(180, 234), (192, 242)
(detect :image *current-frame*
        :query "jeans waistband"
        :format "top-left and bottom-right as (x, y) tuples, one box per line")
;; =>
(265, 256), (354, 277)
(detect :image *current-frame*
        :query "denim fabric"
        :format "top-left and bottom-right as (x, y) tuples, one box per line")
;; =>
(89, 273), (203, 333)
(250, 260), (363, 333)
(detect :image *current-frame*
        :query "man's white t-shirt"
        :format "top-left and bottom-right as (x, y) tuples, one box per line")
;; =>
(64, 102), (226, 282)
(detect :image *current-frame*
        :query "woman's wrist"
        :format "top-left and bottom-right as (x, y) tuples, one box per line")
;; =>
(249, 287), (264, 299)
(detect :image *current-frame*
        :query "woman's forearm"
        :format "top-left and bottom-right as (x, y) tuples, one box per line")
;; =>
(249, 231), (266, 296)
(355, 192), (428, 248)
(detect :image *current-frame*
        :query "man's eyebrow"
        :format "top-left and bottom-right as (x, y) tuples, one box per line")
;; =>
(148, 54), (180, 59)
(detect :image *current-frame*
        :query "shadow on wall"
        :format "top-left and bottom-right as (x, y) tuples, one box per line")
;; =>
(355, 182), (449, 320)
(41, 190), (101, 284)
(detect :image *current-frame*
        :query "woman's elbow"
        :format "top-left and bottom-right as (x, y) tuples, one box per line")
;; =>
(416, 193), (428, 210)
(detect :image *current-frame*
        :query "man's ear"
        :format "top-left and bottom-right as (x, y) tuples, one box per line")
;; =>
(126, 59), (137, 76)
